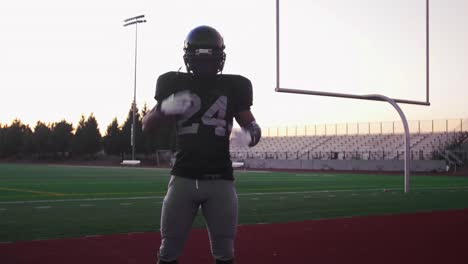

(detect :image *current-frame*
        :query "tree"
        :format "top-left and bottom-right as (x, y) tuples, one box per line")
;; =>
(103, 118), (122, 156)
(72, 114), (102, 157)
(83, 113), (102, 155)
(121, 104), (143, 156)
(32, 121), (53, 158)
(72, 115), (87, 156)
(21, 125), (34, 157)
(141, 103), (157, 155)
(121, 107), (132, 155)
(0, 123), (6, 158)
(51, 120), (73, 158)
(1, 119), (32, 158)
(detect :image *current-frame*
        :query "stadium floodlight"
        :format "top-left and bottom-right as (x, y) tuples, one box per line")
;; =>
(123, 14), (146, 161)
(124, 14), (145, 23)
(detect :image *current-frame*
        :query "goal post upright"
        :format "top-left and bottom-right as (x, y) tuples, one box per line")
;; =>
(363, 94), (411, 193)
(275, 0), (432, 193)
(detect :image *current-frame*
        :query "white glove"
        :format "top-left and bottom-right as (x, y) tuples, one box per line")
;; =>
(230, 128), (251, 147)
(160, 91), (192, 115)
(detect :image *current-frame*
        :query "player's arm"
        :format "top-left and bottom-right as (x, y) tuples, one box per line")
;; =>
(142, 73), (191, 133)
(142, 91), (193, 133)
(235, 110), (255, 127)
(231, 76), (261, 147)
(234, 110), (261, 147)
(142, 104), (172, 133)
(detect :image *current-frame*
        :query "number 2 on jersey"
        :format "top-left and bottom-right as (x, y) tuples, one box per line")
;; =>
(177, 93), (227, 136)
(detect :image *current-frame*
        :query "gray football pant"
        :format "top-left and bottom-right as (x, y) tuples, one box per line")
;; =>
(158, 175), (238, 262)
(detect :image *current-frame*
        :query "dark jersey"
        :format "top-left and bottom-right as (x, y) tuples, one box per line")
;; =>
(155, 72), (253, 180)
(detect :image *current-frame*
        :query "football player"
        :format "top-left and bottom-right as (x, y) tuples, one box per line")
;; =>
(142, 25), (261, 264)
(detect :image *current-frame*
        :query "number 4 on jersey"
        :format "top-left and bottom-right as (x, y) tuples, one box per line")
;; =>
(202, 96), (227, 136)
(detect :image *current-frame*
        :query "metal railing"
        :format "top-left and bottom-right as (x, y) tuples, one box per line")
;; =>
(230, 126), (468, 162)
(264, 118), (468, 137)
(230, 150), (440, 161)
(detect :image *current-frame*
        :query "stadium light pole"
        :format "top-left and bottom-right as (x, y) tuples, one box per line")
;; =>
(123, 15), (146, 161)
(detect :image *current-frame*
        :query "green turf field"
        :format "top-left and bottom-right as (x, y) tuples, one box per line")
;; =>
(1, 163), (468, 242)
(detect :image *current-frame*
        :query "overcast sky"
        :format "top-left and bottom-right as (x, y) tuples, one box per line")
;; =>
(1, 0), (467, 133)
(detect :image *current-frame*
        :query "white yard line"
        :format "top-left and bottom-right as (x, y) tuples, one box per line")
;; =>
(0, 196), (166, 205)
(1, 186), (467, 205)
(84, 235), (103, 238)
(293, 173), (341, 177)
(44, 164), (171, 171)
(34, 206), (51, 209)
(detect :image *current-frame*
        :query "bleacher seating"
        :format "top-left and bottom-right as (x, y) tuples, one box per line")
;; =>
(230, 132), (460, 161)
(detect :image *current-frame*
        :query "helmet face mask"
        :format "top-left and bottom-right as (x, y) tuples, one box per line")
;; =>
(183, 26), (226, 76)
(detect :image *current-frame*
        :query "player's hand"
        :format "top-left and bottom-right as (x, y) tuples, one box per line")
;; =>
(230, 128), (251, 147)
(160, 91), (192, 115)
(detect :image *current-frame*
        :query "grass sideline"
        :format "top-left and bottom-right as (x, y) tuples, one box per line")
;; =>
(1, 163), (468, 242)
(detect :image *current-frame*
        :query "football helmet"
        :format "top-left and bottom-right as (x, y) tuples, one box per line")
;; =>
(183, 25), (226, 75)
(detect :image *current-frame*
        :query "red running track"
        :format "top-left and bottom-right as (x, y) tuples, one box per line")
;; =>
(1, 209), (467, 264)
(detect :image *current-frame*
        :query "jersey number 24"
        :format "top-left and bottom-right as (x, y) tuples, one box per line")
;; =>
(177, 93), (228, 137)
